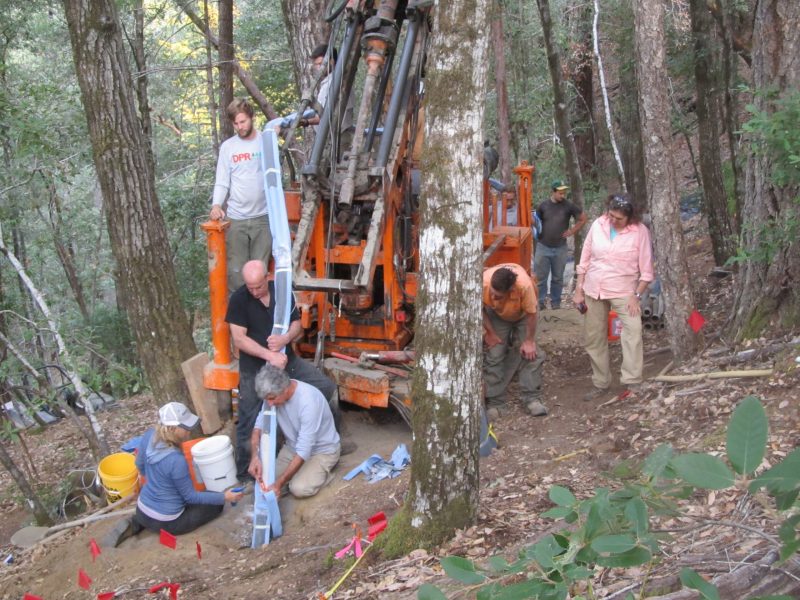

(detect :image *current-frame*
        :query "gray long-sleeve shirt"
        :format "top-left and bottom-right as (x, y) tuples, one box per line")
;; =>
(212, 134), (268, 220)
(255, 380), (340, 461)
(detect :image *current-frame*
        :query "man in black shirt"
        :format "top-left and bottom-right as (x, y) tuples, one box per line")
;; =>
(226, 260), (336, 481)
(533, 180), (587, 309)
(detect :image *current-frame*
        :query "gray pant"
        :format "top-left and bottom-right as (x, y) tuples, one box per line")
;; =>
(484, 308), (545, 404)
(226, 215), (272, 294)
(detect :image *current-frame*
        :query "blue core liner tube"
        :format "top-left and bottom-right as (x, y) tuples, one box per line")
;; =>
(251, 129), (292, 547)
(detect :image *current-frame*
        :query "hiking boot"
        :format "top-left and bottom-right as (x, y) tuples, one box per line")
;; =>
(525, 400), (548, 417)
(101, 517), (142, 548)
(582, 387), (609, 402)
(340, 438), (358, 456)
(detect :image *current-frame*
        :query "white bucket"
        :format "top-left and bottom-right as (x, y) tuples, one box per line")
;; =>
(190, 435), (237, 492)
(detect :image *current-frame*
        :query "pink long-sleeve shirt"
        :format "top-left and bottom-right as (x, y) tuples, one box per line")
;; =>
(577, 215), (654, 299)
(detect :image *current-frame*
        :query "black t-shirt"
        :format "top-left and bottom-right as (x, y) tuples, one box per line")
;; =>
(225, 281), (300, 375)
(535, 198), (583, 248)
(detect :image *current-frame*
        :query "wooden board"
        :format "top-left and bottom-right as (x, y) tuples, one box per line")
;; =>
(181, 352), (223, 434)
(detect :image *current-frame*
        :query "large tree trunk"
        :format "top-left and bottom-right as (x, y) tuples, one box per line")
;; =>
(490, 3), (512, 184)
(633, 0), (700, 361)
(536, 0), (585, 211)
(131, 0), (155, 171)
(280, 0), (328, 97)
(62, 0), (198, 407)
(218, 0), (234, 140)
(396, 0), (487, 551)
(731, 0), (800, 338)
(689, 0), (737, 265)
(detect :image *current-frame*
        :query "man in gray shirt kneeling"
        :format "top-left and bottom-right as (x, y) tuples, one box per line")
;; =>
(248, 364), (341, 498)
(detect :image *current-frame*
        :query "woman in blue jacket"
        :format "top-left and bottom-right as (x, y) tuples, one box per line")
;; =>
(135, 402), (243, 535)
(104, 403), (243, 547)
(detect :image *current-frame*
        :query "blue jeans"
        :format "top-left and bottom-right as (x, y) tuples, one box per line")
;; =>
(533, 243), (569, 307)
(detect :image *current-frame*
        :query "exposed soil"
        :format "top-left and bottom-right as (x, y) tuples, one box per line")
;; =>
(1, 218), (798, 599)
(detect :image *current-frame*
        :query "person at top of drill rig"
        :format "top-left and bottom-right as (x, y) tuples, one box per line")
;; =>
(209, 98), (271, 294)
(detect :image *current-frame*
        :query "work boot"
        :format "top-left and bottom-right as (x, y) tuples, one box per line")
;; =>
(340, 438), (358, 456)
(525, 400), (548, 417)
(582, 387), (609, 402)
(101, 517), (142, 548)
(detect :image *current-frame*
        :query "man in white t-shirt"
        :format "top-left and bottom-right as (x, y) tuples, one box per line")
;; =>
(210, 99), (271, 293)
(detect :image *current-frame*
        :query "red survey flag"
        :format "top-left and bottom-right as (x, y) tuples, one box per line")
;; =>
(89, 538), (102, 562)
(688, 309), (706, 333)
(149, 582), (180, 599)
(196, 541), (202, 559)
(23, 594), (43, 600)
(78, 568), (93, 590)
(159, 529), (177, 550)
(367, 511), (388, 541)
(97, 592), (116, 600)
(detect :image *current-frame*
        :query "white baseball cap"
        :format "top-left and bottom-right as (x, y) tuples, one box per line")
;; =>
(158, 402), (200, 430)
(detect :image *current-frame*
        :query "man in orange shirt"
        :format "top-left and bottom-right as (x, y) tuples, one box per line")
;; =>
(483, 264), (547, 417)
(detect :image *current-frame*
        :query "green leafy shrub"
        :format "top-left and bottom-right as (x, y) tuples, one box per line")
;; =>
(421, 396), (799, 599)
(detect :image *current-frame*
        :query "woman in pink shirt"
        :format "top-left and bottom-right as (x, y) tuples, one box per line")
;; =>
(573, 194), (654, 401)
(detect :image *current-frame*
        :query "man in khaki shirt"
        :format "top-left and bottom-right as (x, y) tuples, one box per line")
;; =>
(482, 264), (547, 417)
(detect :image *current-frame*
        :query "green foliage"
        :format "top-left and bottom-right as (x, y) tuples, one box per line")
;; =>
(742, 90), (800, 188)
(422, 396), (799, 598)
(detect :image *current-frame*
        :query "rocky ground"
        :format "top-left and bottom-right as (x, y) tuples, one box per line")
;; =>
(1, 219), (798, 599)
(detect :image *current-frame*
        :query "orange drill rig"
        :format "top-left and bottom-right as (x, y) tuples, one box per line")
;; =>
(202, 0), (534, 424)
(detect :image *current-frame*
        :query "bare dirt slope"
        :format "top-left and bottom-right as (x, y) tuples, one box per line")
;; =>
(1, 227), (798, 599)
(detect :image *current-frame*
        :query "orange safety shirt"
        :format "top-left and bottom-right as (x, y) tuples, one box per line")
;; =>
(482, 263), (538, 322)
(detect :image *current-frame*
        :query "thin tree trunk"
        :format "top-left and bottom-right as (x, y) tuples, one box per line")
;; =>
(572, 2), (595, 178)
(202, 0), (219, 158)
(40, 185), (90, 322)
(218, 0), (234, 140)
(633, 0), (700, 362)
(0, 224), (110, 459)
(62, 0), (198, 410)
(536, 0), (585, 211)
(131, 0), (154, 169)
(593, 0), (624, 189)
(689, 0), (737, 265)
(491, 3), (512, 184)
(394, 0), (486, 551)
(175, 0), (278, 121)
(11, 225), (49, 367)
(0, 440), (52, 526)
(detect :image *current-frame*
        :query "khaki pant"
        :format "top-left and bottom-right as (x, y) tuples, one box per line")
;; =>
(584, 295), (643, 389)
(226, 215), (272, 293)
(276, 445), (340, 498)
(484, 309), (546, 404)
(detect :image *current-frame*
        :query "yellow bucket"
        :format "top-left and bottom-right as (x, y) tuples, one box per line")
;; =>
(98, 452), (139, 503)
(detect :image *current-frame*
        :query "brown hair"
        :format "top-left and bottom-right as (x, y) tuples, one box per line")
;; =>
(606, 193), (642, 224)
(226, 98), (254, 122)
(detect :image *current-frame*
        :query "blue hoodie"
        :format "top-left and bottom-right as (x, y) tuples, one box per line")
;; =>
(135, 428), (224, 520)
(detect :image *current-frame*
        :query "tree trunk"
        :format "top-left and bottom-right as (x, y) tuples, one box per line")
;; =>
(572, 2), (595, 178)
(280, 0), (328, 97)
(62, 0), (198, 408)
(218, 0), (234, 140)
(202, 0), (219, 158)
(491, 3), (512, 184)
(131, 0), (155, 171)
(633, 0), (700, 361)
(0, 440), (52, 526)
(42, 184), (90, 322)
(394, 0), (487, 551)
(731, 0), (800, 338)
(536, 0), (585, 211)
(689, 0), (737, 265)
(175, 0), (278, 122)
